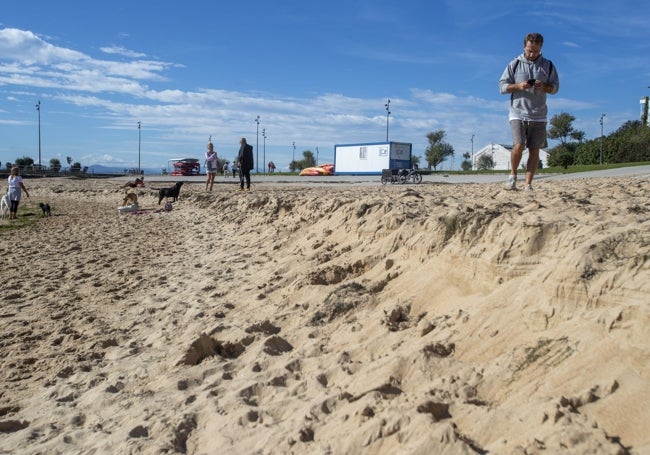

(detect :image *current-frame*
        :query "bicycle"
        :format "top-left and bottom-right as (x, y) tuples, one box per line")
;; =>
(381, 167), (422, 185)
(398, 167), (422, 184)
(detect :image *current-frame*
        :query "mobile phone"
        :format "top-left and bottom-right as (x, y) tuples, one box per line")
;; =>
(527, 79), (536, 86)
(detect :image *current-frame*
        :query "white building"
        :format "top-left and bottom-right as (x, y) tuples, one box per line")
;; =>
(334, 141), (412, 175)
(641, 97), (649, 126)
(472, 144), (548, 171)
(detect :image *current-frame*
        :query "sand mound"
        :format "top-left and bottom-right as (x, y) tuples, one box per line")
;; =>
(1, 176), (648, 454)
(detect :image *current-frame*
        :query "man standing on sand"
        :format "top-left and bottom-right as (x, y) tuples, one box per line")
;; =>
(237, 137), (254, 191)
(499, 32), (559, 191)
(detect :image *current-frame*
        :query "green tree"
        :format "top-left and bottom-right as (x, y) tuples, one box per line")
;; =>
(546, 112), (585, 167)
(476, 154), (495, 170)
(548, 143), (576, 168)
(49, 158), (62, 172)
(301, 150), (316, 168)
(289, 150), (316, 171)
(15, 156), (34, 167)
(572, 120), (650, 165)
(425, 130), (454, 171)
(461, 152), (472, 171)
(548, 113), (585, 145)
(411, 155), (421, 169)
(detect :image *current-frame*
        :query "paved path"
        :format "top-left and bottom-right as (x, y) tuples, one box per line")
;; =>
(114, 165), (650, 187)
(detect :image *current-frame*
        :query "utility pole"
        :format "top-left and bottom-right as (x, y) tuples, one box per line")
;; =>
(470, 134), (474, 170)
(138, 121), (141, 174)
(255, 116), (260, 173)
(262, 128), (266, 174)
(599, 113), (606, 165)
(385, 98), (391, 142)
(36, 101), (41, 167)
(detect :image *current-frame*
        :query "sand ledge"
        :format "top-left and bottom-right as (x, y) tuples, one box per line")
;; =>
(1, 176), (648, 454)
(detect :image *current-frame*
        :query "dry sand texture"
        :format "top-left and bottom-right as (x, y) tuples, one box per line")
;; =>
(1, 175), (649, 454)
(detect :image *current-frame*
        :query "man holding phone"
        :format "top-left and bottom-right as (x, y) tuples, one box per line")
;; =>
(499, 32), (560, 190)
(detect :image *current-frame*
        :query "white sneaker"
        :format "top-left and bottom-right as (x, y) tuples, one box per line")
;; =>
(506, 175), (516, 190)
(525, 184), (534, 191)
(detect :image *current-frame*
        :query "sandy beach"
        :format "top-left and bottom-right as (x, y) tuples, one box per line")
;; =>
(1, 173), (648, 454)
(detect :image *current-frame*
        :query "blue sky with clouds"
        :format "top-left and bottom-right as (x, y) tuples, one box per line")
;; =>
(1, 0), (648, 172)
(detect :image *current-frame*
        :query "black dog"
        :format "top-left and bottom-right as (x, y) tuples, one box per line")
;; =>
(158, 182), (184, 205)
(39, 202), (51, 217)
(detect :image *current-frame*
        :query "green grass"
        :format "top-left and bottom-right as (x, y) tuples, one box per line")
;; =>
(422, 161), (650, 176)
(538, 161), (650, 174)
(0, 204), (41, 235)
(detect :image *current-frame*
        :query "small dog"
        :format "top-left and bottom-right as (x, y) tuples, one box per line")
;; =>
(39, 202), (52, 217)
(158, 182), (184, 205)
(122, 193), (138, 206)
(1, 194), (9, 219)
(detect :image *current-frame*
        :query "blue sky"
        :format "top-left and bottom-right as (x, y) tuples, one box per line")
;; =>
(1, 1), (649, 172)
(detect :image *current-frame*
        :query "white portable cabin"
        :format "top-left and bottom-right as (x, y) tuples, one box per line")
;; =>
(333, 141), (412, 175)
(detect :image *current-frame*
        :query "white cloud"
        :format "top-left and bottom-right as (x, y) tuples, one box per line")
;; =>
(100, 45), (147, 59)
(0, 28), (86, 65)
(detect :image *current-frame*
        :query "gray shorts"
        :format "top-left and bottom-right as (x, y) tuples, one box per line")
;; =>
(510, 120), (547, 149)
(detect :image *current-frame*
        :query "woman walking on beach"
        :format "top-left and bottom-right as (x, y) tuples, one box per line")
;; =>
(7, 166), (30, 219)
(205, 142), (218, 191)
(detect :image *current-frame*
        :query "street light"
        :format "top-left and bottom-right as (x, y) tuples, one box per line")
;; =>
(385, 98), (391, 142)
(255, 116), (260, 173)
(470, 134), (475, 171)
(599, 114), (606, 165)
(262, 128), (267, 174)
(137, 121), (141, 174)
(292, 141), (296, 172)
(36, 100), (41, 167)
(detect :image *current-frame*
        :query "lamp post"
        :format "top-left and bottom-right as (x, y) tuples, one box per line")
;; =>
(137, 121), (141, 174)
(384, 98), (391, 142)
(36, 101), (41, 167)
(262, 128), (266, 174)
(255, 116), (260, 173)
(599, 113), (605, 165)
(470, 134), (474, 171)
(292, 141), (296, 172)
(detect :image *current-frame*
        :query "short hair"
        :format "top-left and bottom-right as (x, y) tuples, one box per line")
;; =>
(10, 166), (19, 176)
(240, 138), (247, 144)
(524, 33), (544, 46)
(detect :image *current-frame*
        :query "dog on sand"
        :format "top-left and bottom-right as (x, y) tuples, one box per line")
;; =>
(39, 202), (52, 217)
(158, 182), (184, 205)
(122, 193), (138, 206)
(1, 194), (9, 219)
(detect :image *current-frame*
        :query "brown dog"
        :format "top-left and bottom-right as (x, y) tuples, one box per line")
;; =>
(122, 193), (138, 206)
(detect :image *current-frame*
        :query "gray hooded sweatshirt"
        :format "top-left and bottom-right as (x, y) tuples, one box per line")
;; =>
(499, 53), (559, 122)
